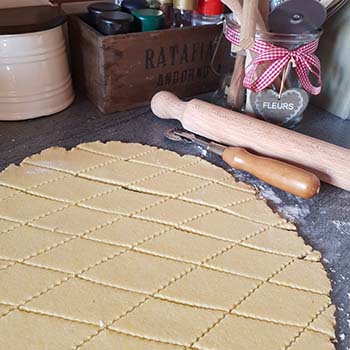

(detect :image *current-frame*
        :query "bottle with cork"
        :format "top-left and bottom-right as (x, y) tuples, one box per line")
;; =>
(173, 0), (198, 27)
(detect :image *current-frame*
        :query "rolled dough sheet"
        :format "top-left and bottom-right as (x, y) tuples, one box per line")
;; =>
(0, 141), (335, 350)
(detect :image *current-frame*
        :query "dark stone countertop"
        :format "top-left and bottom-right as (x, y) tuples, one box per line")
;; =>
(0, 94), (349, 349)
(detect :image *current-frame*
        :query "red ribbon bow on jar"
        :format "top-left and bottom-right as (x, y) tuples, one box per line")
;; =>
(224, 24), (322, 95)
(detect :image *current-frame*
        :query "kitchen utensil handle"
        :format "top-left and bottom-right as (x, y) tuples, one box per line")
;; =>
(222, 147), (320, 198)
(240, 0), (259, 49)
(151, 91), (350, 191)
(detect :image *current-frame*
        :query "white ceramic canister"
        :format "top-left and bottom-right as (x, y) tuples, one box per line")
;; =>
(0, 6), (75, 120)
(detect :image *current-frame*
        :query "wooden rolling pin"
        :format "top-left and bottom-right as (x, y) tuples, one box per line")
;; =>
(151, 91), (350, 191)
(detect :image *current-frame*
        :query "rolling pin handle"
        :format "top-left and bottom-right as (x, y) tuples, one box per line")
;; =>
(151, 91), (187, 122)
(222, 147), (321, 199)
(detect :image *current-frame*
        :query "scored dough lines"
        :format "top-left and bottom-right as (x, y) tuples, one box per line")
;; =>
(0, 169), (236, 274)
(0, 165), (256, 321)
(76, 144), (255, 194)
(0, 143), (334, 350)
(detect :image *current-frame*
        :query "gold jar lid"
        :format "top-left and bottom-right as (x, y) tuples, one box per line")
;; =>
(158, 0), (173, 5)
(173, 0), (197, 10)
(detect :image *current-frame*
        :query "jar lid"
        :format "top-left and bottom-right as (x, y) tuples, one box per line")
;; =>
(196, 0), (223, 15)
(131, 8), (164, 17)
(100, 11), (134, 23)
(173, 0), (197, 10)
(121, 0), (150, 12)
(0, 6), (66, 35)
(88, 2), (121, 14)
(158, 0), (173, 5)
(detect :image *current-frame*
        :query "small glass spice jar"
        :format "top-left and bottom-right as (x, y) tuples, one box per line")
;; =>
(191, 0), (224, 26)
(173, 0), (197, 27)
(212, 14), (323, 128)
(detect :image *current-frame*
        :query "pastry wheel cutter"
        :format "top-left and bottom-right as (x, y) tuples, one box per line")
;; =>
(165, 128), (320, 199)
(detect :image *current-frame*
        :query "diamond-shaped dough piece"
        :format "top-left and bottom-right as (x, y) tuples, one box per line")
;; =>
(138, 228), (228, 263)
(309, 304), (336, 338)
(87, 217), (167, 247)
(271, 259), (331, 294)
(132, 148), (198, 169)
(33, 206), (117, 235)
(242, 226), (312, 257)
(80, 187), (161, 215)
(82, 250), (189, 294)
(0, 225), (67, 261)
(235, 282), (330, 326)
(206, 245), (291, 280)
(78, 141), (155, 160)
(196, 313), (301, 350)
(178, 160), (230, 181)
(182, 211), (265, 242)
(81, 159), (162, 186)
(228, 198), (284, 225)
(180, 182), (255, 208)
(136, 199), (209, 226)
(25, 278), (144, 324)
(0, 192), (65, 223)
(0, 164), (62, 190)
(219, 175), (256, 193)
(288, 330), (335, 350)
(0, 264), (67, 304)
(158, 267), (260, 310)
(30, 175), (115, 203)
(112, 298), (222, 346)
(131, 171), (208, 197)
(24, 147), (111, 174)
(29, 238), (123, 273)
(0, 310), (98, 350)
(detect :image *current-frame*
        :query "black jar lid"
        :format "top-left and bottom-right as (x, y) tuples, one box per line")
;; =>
(100, 11), (134, 23)
(0, 6), (66, 35)
(88, 2), (122, 14)
(121, 0), (150, 13)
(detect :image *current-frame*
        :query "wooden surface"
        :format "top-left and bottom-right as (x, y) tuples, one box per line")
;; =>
(151, 91), (350, 191)
(68, 15), (225, 114)
(0, 94), (349, 349)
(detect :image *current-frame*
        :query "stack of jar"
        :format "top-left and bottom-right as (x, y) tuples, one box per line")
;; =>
(87, 0), (224, 35)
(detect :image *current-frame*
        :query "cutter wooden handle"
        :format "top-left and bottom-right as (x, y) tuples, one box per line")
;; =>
(222, 147), (320, 198)
(151, 91), (350, 192)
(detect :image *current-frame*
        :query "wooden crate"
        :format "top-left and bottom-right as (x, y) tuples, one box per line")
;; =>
(68, 15), (224, 113)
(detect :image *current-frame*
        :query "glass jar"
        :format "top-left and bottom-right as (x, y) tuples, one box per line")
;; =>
(212, 14), (323, 128)
(191, 0), (224, 26)
(173, 0), (197, 27)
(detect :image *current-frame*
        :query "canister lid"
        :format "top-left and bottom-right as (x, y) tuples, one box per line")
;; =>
(0, 6), (66, 35)
(173, 0), (197, 10)
(88, 2), (121, 14)
(121, 0), (150, 12)
(158, 0), (173, 5)
(100, 11), (134, 23)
